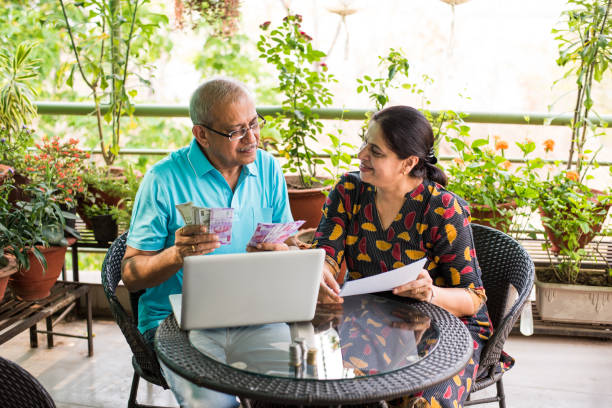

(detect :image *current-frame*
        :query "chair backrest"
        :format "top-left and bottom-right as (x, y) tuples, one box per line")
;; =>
(0, 356), (56, 408)
(101, 232), (167, 386)
(471, 224), (534, 375)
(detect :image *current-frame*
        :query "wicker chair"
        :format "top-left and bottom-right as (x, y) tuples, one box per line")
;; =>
(0, 356), (56, 408)
(465, 224), (535, 408)
(101, 232), (173, 408)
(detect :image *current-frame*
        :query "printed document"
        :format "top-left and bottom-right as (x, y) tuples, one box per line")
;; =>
(339, 258), (427, 297)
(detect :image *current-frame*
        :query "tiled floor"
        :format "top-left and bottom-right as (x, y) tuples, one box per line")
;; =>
(0, 317), (611, 408)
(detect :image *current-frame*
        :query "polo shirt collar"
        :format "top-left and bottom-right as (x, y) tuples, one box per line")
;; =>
(187, 138), (259, 178)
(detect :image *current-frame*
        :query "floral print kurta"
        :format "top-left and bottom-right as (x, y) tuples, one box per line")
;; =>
(313, 172), (502, 407)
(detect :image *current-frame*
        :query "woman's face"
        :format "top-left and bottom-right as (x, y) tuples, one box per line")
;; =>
(358, 120), (413, 188)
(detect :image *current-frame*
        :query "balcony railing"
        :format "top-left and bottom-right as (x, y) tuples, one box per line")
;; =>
(34, 102), (612, 165)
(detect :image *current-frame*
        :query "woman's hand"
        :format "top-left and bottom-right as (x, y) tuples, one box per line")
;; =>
(174, 225), (220, 261)
(318, 263), (343, 304)
(392, 270), (435, 302)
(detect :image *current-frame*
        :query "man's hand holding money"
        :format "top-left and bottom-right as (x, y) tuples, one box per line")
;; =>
(246, 220), (305, 252)
(174, 225), (220, 261)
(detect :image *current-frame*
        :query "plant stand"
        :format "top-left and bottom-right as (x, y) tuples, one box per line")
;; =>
(0, 281), (93, 356)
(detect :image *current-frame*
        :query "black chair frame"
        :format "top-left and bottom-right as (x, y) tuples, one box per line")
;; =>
(101, 232), (174, 408)
(464, 224), (535, 408)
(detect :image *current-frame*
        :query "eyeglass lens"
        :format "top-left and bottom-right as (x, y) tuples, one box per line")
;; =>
(229, 118), (265, 141)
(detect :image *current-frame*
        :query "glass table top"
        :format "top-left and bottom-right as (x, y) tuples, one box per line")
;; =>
(188, 294), (439, 380)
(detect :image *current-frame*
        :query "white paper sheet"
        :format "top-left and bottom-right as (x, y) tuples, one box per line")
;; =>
(339, 258), (427, 297)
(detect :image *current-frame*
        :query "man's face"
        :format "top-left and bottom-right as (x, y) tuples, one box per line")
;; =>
(194, 94), (259, 170)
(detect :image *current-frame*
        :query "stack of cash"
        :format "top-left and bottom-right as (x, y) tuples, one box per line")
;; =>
(176, 202), (234, 245)
(247, 220), (305, 247)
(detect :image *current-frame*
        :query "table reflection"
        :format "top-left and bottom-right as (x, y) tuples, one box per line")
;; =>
(188, 294), (437, 380)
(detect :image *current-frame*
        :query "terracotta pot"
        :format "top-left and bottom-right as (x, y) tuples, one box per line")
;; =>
(0, 255), (18, 302)
(469, 200), (518, 232)
(286, 176), (331, 230)
(9, 245), (67, 301)
(539, 189), (610, 253)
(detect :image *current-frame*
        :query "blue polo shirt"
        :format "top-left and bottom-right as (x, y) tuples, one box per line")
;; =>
(127, 139), (293, 333)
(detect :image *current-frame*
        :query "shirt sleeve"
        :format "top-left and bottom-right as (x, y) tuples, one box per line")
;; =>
(126, 169), (171, 251)
(425, 192), (484, 293)
(313, 174), (355, 272)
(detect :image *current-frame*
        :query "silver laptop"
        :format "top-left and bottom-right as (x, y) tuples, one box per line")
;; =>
(169, 248), (325, 330)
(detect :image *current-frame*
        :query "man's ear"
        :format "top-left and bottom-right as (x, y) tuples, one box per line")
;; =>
(192, 125), (209, 148)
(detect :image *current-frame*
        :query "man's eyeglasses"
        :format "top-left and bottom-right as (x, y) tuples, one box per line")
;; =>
(195, 113), (266, 142)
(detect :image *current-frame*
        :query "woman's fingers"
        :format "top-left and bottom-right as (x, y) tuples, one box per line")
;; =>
(323, 268), (340, 294)
(393, 269), (433, 301)
(318, 269), (343, 304)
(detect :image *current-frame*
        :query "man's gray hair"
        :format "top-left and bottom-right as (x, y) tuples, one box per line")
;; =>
(189, 77), (252, 125)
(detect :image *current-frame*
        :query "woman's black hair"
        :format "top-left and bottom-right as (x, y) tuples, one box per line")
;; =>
(371, 105), (448, 186)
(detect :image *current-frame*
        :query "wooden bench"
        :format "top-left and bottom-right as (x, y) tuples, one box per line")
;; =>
(0, 281), (93, 356)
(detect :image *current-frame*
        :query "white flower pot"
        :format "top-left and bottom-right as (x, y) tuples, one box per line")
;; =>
(535, 277), (612, 324)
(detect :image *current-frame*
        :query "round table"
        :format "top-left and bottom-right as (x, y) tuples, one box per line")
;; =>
(155, 294), (473, 406)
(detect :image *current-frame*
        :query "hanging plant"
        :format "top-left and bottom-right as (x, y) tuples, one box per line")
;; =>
(177, 0), (241, 36)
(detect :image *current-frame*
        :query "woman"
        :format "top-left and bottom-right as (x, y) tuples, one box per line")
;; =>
(314, 105), (510, 408)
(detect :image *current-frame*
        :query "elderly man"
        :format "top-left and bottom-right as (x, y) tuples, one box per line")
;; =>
(122, 78), (295, 407)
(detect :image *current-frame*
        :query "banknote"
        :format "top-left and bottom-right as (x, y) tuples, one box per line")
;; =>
(247, 220), (305, 247)
(176, 202), (234, 245)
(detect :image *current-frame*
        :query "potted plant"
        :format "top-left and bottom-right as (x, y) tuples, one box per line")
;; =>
(445, 133), (527, 233)
(0, 179), (47, 302)
(78, 164), (141, 231)
(257, 14), (336, 228)
(0, 41), (39, 202)
(533, 167), (611, 324)
(21, 135), (90, 220)
(82, 203), (119, 244)
(58, 0), (167, 165)
(534, 0), (612, 324)
(5, 182), (79, 301)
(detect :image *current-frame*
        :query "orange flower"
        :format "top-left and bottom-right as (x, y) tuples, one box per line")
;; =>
(543, 139), (555, 153)
(453, 157), (464, 166)
(495, 140), (509, 151)
(566, 170), (579, 181)
(578, 153), (588, 160)
(502, 160), (512, 170)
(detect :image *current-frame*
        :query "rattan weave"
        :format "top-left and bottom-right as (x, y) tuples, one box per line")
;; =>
(156, 299), (473, 405)
(101, 232), (171, 407)
(0, 356), (56, 408)
(465, 224), (535, 407)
